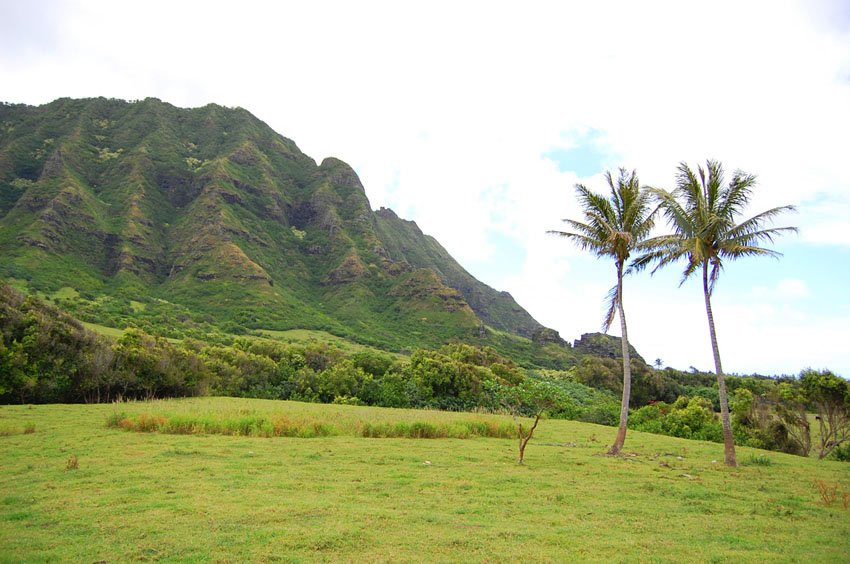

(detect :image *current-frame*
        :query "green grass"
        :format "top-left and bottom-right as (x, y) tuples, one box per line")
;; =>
(257, 328), (404, 357)
(81, 321), (126, 338)
(1, 398), (848, 561)
(79, 311), (398, 354)
(51, 286), (80, 300)
(0, 422), (35, 436)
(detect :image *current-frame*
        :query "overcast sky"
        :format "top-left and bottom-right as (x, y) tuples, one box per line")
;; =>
(2, 0), (849, 376)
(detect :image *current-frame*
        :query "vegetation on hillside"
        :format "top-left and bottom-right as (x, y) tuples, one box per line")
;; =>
(3, 281), (847, 462)
(0, 282), (615, 424)
(0, 97), (548, 355)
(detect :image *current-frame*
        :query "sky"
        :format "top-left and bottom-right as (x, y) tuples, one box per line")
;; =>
(2, 0), (849, 376)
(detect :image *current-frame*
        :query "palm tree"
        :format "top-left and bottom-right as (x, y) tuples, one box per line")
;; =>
(636, 160), (797, 467)
(550, 168), (656, 455)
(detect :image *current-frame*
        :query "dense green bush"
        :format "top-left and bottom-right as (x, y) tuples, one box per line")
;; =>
(629, 396), (723, 442)
(0, 284), (211, 402)
(728, 388), (800, 453)
(0, 285), (620, 427)
(828, 443), (850, 462)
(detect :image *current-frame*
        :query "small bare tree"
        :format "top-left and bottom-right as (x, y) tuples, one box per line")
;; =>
(503, 379), (557, 464)
(517, 413), (542, 465)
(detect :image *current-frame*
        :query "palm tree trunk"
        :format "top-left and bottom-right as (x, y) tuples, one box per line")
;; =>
(703, 263), (737, 467)
(608, 262), (631, 456)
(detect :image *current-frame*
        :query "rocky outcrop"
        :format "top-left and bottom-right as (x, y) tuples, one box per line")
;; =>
(532, 327), (567, 346)
(573, 332), (645, 363)
(324, 252), (367, 285)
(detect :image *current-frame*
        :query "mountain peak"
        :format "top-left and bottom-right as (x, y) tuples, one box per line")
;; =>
(0, 97), (551, 350)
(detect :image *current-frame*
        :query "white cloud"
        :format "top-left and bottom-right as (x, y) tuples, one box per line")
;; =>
(751, 279), (810, 301)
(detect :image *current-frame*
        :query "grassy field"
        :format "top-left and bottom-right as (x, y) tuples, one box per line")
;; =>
(257, 328), (404, 357)
(80, 321), (126, 339)
(1, 398), (848, 562)
(80, 323), (395, 355)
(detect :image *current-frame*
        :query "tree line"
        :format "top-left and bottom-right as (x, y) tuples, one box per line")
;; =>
(0, 282), (616, 420)
(2, 279), (847, 461)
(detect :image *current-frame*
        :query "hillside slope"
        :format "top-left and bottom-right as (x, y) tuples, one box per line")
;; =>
(373, 207), (542, 337)
(0, 97), (550, 350)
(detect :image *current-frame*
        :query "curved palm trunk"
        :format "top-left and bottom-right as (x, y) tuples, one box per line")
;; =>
(703, 263), (737, 467)
(608, 262), (631, 456)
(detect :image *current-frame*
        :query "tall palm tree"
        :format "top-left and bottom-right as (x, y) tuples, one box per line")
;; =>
(550, 168), (656, 455)
(636, 160), (797, 467)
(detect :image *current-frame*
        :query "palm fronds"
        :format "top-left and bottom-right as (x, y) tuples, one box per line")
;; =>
(635, 160), (797, 288)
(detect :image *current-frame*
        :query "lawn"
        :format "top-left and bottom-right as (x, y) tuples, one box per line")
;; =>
(0, 398), (848, 562)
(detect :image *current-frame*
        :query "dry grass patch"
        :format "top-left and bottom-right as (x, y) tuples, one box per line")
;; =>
(108, 409), (515, 440)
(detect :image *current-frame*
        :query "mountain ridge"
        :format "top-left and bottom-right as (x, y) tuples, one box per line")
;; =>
(0, 97), (550, 351)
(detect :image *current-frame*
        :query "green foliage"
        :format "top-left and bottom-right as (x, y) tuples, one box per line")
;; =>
(0, 282), (208, 403)
(743, 453), (773, 466)
(573, 355), (678, 408)
(11, 277), (841, 468)
(800, 368), (850, 459)
(0, 284), (617, 426)
(572, 356), (623, 394)
(828, 443), (850, 462)
(511, 371), (620, 424)
(409, 346), (503, 409)
(317, 360), (370, 403)
(629, 396), (723, 442)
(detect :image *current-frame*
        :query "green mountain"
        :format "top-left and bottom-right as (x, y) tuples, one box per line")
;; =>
(0, 97), (550, 352)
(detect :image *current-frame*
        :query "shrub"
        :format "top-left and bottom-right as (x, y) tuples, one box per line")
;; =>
(828, 443), (850, 462)
(65, 455), (78, 471)
(350, 350), (394, 378)
(800, 369), (850, 460)
(318, 360), (369, 403)
(133, 413), (167, 432)
(579, 404), (619, 426)
(814, 480), (839, 506)
(359, 419), (512, 439)
(743, 453), (772, 466)
(105, 411), (127, 428)
(629, 396), (723, 442)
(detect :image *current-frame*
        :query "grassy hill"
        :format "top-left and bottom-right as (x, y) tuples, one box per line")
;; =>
(0, 97), (553, 356)
(0, 397), (848, 561)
